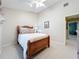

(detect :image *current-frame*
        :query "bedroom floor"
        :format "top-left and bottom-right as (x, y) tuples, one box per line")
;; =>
(0, 43), (77, 59)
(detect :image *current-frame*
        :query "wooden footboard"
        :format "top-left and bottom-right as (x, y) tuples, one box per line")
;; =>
(27, 36), (50, 59)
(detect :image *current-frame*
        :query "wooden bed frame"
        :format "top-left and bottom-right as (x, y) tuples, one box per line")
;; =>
(17, 25), (50, 59)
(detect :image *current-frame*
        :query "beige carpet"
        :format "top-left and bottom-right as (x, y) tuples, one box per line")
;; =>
(0, 43), (77, 59)
(34, 44), (77, 59)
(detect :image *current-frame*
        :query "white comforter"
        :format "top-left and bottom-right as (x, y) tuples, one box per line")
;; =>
(18, 33), (48, 59)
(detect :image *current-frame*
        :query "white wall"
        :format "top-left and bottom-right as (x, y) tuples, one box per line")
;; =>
(1, 8), (38, 47)
(38, 2), (66, 45)
(37, 0), (79, 45)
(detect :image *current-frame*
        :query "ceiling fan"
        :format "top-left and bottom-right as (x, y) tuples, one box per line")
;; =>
(22, 0), (46, 8)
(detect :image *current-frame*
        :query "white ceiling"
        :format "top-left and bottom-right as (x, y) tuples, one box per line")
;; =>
(1, 0), (61, 13)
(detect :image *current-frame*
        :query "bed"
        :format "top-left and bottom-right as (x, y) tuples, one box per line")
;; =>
(17, 25), (50, 59)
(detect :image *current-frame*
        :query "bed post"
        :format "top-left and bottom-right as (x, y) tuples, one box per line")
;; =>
(28, 41), (32, 59)
(48, 36), (50, 47)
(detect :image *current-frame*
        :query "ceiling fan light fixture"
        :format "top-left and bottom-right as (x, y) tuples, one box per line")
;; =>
(28, 0), (46, 8)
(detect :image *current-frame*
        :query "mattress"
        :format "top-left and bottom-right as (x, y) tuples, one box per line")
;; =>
(18, 33), (48, 42)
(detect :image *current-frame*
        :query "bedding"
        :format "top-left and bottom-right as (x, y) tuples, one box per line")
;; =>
(18, 33), (48, 59)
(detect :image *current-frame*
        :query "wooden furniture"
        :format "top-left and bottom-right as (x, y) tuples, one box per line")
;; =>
(17, 25), (50, 59)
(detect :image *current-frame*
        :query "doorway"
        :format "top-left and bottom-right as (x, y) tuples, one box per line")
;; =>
(66, 15), (79, 47)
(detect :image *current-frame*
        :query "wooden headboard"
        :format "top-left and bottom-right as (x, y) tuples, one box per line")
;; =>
(17, 25), (33, 34)
(17, 25), (33, 35)
(17, 25), (33, 38)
